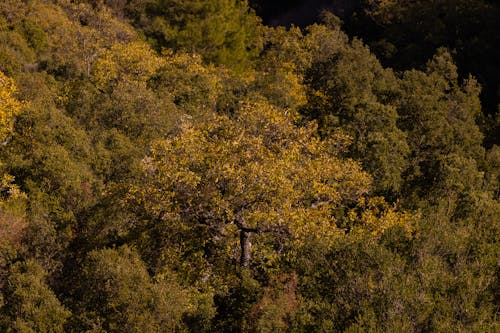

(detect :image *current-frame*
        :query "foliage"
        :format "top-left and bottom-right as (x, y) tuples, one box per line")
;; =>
(133, 102), (370, 281)
(346, 0), (500, 144)
(0, 1), (497, 331)
(397, 49), (485, 211)
(151, 51), (221, 116)
(127, 0), (263, 69)
(91, 41), (164, 91)
(0, 71), (24, 142)
(0, 260), (71, 333)
(71, 246), (199, 332)
(299, 22), (410, 195)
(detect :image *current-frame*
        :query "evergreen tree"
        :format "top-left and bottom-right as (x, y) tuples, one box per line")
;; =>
(301, 22), (409, 195)
(1, 260), (70, 333)
(397, 49), (485, 211)
(127, 0), (263, 68)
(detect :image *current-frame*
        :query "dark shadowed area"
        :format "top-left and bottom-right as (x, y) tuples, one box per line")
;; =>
(250, 0), (362, 26)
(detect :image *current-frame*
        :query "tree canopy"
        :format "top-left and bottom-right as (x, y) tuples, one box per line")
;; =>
(0, 1), (497, 332)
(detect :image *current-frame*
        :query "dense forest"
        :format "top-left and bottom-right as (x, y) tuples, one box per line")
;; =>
(0, 0), (498, 332)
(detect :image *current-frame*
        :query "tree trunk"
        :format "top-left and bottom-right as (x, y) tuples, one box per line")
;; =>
(240, 229), (252, 267)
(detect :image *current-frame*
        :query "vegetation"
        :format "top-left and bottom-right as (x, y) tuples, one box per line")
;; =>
(0, 0), (498, 331)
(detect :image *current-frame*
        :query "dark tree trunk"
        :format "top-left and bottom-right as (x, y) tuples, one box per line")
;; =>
(240, 229), (252, 267)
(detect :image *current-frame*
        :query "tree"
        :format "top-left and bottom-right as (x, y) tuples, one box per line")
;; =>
(347, 0), (500, 144)
(397, 49), (485, 209)
(301, 22), (409, 195)
(2, 70), (98, 271)
(0, 70), (27, 277)
(0, 71), (23, 143)
(0, 260), (70, 333)
(290, 234), (413, 332)
(133, 101), (371, 278)
(127, 0), (263, 68)
(150, 51), (221, 117)
(91, 41), (164, 92)
(43, 0), (135, 76)
(71, 246), (200, 332)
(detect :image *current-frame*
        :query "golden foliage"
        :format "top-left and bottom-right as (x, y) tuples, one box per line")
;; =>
(349, 197), (418, 237)
(92, 41), (165, 90)
(26, 0), (135, 75)
(135, 101), (371, 266)
(0, 71), (24, 142)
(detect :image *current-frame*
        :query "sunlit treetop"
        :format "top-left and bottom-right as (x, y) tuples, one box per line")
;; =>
(0, 71), (24, 143)
(133, 102), (372, 271)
